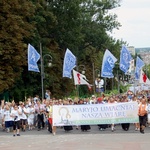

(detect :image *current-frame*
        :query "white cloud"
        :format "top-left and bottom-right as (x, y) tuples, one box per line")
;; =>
(110, 0), (150, 48)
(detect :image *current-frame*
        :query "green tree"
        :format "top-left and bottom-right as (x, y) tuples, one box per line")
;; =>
(9, 0), (59, 100)
(0, 0), (126, 100)
(0, 0), (35, 93)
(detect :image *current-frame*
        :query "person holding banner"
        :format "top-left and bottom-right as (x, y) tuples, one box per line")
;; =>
(108, 97), (117, 132)
(48, 100), (56, 135)
(121, 97), (130, 131)
(97, 95), (108, 131)
(63, 100), (73, 132)
(79, 99), (91, 132)
(132, 96), (140, 131)
(138, 97), (148, 134)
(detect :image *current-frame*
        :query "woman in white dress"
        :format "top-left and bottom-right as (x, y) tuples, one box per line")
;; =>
(27, 103), (35, 130)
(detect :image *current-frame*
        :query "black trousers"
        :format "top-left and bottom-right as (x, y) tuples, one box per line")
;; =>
(98, 124), (108, 129)
(47, 119), (52, 133)
(81, 125), (91, 131)
(139, 115), (147, 127)
(13, 121), (20, 130)
(37, 114), (45, 129)
(121, 123), (130, 131)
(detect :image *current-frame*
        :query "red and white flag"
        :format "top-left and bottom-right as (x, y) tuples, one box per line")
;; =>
(139, 70), (150, 85)
(73, 69), (92, 90)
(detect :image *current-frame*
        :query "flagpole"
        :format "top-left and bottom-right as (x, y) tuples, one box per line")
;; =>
(76, 58), (79, 99)
(92, 63), (95, 95)
(76, 70), (79, 99)
(104, 78), (106, 94)
(76, 64), (86, 98)
(133, 77), (136, 94)
(40, 43), (44, 100)
(117, 69), (120, 94)
(40, 43), (53, 100)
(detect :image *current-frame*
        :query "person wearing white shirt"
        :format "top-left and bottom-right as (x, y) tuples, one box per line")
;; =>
(10, 104), (22, 136)
(108, 97), (117, 132)
(27, 103), (35, 130)
(89, 95), (97, 104)
(3, 104), (14, 132)
(18, 102), (28, 132)
(33, 95), (40, 104)
(45, 90), (51, 100)
(95, 78), (104, 93)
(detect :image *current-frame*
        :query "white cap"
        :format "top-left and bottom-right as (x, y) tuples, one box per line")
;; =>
(92, 95), (95, 98)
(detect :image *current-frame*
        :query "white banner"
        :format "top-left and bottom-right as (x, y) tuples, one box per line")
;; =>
(53, 102), (139, 126)
(129, 85), (150, 93)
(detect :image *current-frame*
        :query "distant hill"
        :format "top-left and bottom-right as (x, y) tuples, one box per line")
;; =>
(135, 48), (150, 54)
(135, 48), (150, 64)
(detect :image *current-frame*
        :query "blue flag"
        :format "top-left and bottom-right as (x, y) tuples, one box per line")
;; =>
(28, 44), (40, 72)
(101, 49), (117, 78)
(135, 56), (144, 80)
(63, 48), (76, 78)
(120, 46), (132, 74)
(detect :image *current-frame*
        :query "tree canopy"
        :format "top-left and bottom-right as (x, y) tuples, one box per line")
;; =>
(0, 0), (125, 101)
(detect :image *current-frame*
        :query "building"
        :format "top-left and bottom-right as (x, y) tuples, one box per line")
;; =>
(135, 47), (150, 65)
(127, 46), (135, 56)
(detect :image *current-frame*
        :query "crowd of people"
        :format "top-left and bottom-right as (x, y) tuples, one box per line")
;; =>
(0, 90), (150, 136)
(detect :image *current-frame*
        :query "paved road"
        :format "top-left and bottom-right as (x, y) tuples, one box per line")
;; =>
(0, 124), (150, 150)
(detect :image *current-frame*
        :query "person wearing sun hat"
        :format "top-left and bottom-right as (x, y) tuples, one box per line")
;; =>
(89, 95), (97, 104)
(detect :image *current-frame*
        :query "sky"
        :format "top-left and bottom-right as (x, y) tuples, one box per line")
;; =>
(110, 0), (150, 48)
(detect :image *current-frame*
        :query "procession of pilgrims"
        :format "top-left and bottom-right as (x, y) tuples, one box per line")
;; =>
(1, 89), (150, 136)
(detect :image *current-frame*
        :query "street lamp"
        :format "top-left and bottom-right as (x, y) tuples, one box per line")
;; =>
(76, 64), (86, 98)
(95, 69), (100, 78)
(78, 64), (86, 74)
(40, 43), (52, 100)
(92, 62), (101, 94)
